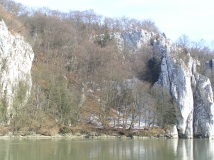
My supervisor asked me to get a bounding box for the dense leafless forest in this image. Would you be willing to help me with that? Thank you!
[0,0,213,135]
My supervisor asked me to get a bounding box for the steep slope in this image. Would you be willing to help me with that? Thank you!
[115,29,214,138]
[0,20,34,124]
[158,52,214,138]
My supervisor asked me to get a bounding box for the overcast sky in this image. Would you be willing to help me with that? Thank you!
[14,0,214,48]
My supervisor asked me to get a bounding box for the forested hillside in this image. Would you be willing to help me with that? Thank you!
[0,0,213,136]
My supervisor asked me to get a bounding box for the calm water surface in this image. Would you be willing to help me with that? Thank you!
[0,138,213,160]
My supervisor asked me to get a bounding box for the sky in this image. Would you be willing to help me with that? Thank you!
[14,0,214,48]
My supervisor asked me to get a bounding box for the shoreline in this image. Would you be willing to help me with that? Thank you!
[0,132,161,139]
[1,128,209,139]
[0,134,211,139]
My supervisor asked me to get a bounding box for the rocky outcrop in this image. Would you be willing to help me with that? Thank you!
[193,73,214,138]
[0,20,34,123]
[115,29,214,138]
[157,48,214,138]
[158,54,191,138]
[113,29,177,54]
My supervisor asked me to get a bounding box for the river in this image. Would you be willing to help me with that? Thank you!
[0,138,213,160]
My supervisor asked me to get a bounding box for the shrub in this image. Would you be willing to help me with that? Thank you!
[59,126,71,134]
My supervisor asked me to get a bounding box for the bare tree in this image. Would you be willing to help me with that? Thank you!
[140,19,159,33]
[176,34,190,48]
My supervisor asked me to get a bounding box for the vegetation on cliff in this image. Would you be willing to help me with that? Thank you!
[0,0,213,136]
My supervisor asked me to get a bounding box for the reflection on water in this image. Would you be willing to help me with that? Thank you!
[0,138,213,160]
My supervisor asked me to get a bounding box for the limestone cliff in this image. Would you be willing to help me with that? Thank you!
[158,52,214,138]
[0,20,34,123]
[112,29,177,53]
[115,29,214,138]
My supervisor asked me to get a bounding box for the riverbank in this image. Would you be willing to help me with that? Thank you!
[0,133,161,139]
[0,127,170,139]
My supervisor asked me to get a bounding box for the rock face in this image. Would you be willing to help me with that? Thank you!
[115,29,214,138]
[157,53,214,138]
[0,20,34,123]
[113,29,176,53]
[156,47,214,138]
[193,73,214,138]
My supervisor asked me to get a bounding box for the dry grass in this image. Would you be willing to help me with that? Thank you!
[35,115,60,136]
[0,126,9,136]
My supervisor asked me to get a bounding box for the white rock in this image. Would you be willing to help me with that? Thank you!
[193,74,214,138]
[158,50,214,138]
[0,20,34,123]
[115,29,214,138]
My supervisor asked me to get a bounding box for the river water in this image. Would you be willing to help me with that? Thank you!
[0,138,213,160]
